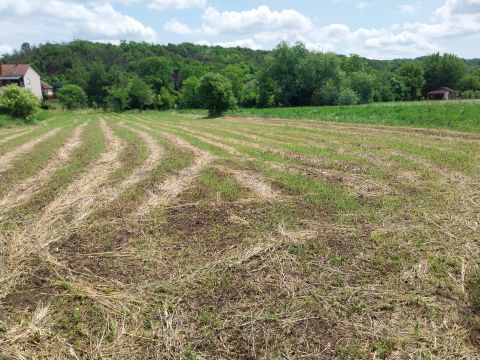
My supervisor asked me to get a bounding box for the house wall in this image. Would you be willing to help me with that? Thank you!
[23,67,42,99]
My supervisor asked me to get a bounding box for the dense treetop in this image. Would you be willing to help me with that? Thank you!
[2,40,479,111]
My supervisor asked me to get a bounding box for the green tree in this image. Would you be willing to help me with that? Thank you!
[349,72,374,103]
[296,52,345,105]
[128,77,153,110]
[0,84,40,120]
[459,74,480,91]
[105,87,129,112]
[396,62,425,100]
[337,88,359,105]
[137,56,173,92]
[179,76,202,108]
[86,62,107,107]
[157,88,176,110]
[222,64,247,104]
[197,73,236,117]
[57,84,87,110]
[423,53,467,92]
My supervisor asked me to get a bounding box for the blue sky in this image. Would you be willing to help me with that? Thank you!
[1,0,479,59]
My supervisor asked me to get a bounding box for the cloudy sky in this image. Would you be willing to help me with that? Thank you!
[0,0,479,59]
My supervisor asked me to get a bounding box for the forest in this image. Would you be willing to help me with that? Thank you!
[2,40,480,111]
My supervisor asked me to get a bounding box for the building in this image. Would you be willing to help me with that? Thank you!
[0,62,43,99]
[427,87,457,101]
[41,80,54,99]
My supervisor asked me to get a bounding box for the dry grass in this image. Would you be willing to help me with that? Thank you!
[0,111,479,359]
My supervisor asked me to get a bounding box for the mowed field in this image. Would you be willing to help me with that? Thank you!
[0,112,479,359]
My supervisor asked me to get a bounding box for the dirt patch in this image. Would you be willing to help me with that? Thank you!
[0,128,61,173]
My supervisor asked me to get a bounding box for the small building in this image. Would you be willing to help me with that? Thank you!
[41,80,54,99]
[427,87,457,101]
[0,62,43,99]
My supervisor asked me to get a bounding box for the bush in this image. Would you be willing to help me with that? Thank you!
[337,88,360,105]
[179,76,202,108]
[128,77,153,110]
[461,90,480,99]
[198,73,236,117]
[57,84,87,110]
[350,72,374,103]
[105,87,129,112]
[0,84,40,120]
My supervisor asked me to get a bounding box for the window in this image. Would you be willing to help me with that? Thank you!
[26,78,31,85]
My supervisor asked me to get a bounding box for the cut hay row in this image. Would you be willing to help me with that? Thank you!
[0,122,87,213]
[114,121,165,195]
[0,128,61,173]
[224,115,480,143]
[1,112,479,359]
[137,120,396,199]
[134,122,214,215]
[214,164,278,201]
[0,119,124,298]
[0,128,35,145]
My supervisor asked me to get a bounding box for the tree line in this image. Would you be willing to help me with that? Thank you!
[2,41,480,113]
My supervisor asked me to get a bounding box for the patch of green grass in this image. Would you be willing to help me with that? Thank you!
[180,100,480,132]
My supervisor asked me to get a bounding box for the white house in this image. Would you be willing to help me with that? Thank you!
[0,62,43,99]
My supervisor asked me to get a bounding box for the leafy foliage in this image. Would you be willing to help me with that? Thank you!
[0,84,40,120]
[197,73,236,117]
[128,77,153,110]
[2,40,479,113]
[57,84,87,110]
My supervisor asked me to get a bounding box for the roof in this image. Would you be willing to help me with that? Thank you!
[41,80,53,89]
[0,64,31,79]
[427,87,457,95]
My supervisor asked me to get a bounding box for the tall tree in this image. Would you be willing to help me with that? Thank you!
[396,62,425,100]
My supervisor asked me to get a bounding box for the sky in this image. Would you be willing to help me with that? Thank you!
[0,0,479,59]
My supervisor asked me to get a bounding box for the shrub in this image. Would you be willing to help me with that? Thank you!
[350,72,374,103]
[198,73,236,117]
[337,88,360,105]
[179,76,202,108]
[0,84,40,120]
[105,87,129,112]
[128,77,153,110]
[57,84,87,110]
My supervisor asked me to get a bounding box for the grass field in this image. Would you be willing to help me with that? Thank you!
[0,111,479,359]
[181,100,480,133]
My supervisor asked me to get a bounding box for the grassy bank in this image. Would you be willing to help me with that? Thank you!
[180,100,480,133]
[0,111,52,129]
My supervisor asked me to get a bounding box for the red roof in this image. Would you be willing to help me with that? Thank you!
[41,80,53,89]
[0,64,31,78]
[427,87,457,95]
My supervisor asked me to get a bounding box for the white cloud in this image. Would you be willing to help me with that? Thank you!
[164,19,195,35]
[195,39,263,50]
[403,0,480,39]
[398,4,421,14]
[148,0,206,10]
[200,6,313,36]
[0,0,156,48]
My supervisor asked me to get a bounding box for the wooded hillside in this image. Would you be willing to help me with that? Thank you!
[2,41,479,110]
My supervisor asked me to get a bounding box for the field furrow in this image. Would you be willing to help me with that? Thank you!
[0,119,124,297]
[0,122,87,212]
[135,128,214,215]
[1,111,479,359]
[0,128,61,173]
